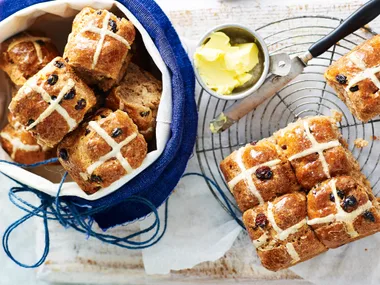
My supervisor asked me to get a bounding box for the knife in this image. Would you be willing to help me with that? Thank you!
[210,0,380,133]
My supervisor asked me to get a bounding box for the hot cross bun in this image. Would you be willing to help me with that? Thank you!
[9,57,97,148]
[220,138,300,212]
[0,32,59,86]
[0,123,55,164]
[57,109,147,194]
[274,116,361,190]
[106,63,162,141]
[243,192,327,271]
[325,35,380,122]
[307,176,380,248]
[63,7,136,91]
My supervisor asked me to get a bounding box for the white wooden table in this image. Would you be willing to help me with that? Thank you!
[1,0,379,284]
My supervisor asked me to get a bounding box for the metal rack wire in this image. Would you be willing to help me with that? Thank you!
[196,16,380,218]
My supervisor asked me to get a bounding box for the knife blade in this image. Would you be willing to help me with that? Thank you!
[209,0,380,133]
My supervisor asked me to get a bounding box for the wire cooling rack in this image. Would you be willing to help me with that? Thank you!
[196,16,380,218]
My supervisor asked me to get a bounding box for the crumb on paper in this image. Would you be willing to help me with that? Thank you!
[371,135,380,141]
[365,248,368,252]
[354,138,369,148]
[331,109,343,122]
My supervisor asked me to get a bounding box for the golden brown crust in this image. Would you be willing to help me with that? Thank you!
[243,193,327,271]
[63,7,136,91]
[0,32,59,86]
[9,57,97,148]
[106,63,162,141]
[274,116,359,189]
[325,35,380,122]
[220,138,300,212]
[57,109,147,194]
[0,124,54,164]
[307,176,380,249]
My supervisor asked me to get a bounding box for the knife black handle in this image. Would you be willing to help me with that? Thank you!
[309,0,380,58]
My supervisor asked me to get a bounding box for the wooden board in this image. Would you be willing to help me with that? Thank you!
[36,222,304,284]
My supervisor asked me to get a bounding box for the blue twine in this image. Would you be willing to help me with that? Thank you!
[1,158,169,268]
[2,202,50,268]
[1,160,243,268]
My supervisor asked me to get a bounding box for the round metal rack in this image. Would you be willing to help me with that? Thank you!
[196,16,380,219]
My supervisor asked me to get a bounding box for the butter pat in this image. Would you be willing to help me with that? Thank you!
[194,32,260,95]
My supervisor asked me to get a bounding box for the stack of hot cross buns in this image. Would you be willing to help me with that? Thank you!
[0,7,162,194]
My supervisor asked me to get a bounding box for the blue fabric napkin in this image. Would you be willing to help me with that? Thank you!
[0,0,198,229]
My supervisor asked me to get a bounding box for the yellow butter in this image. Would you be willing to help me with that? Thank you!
[194,32,260,95]
[225,43,259,74]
